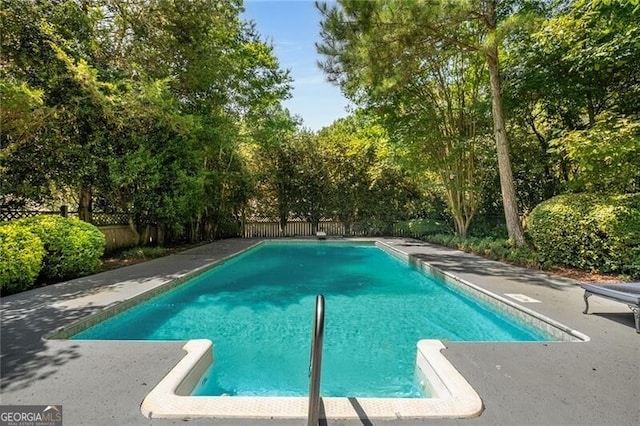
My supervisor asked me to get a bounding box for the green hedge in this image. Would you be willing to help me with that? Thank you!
[16,216,106,280]
[0,224,46,293]
[528,193,640,277]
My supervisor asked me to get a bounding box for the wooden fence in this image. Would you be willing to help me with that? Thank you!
[242,220,430,238]
[0,209,69,222]
[2,208,434,240]
[244,220,337,238]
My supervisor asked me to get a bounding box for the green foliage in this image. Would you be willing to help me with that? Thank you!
[552,114,640,193]
[505,0,640,125]
[423,234,540,268]
[424,234,539,267]
[16,216,106,280]
[247,111,424,234]
[121,246,166,260]
[394,219,451,237]
[3,0,639,253]
[287,131,332,229]
[1,0,291,242]
[467,219,509,239]
[528,193,640,277]
[0,223,45,293]
[317,0,529,243]
[503,0,640,208]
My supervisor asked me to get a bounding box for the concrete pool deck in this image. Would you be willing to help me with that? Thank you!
[1,238,638,425]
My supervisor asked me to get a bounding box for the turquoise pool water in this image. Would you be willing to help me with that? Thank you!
[73,241,553,398]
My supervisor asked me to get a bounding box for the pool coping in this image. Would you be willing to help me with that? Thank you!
[140,339,484,420]
[47,239,588,343]
[44,241,267,340]
[374,241,590,343]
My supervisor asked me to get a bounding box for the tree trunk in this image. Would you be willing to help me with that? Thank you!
[78,183,93,223]
[279,209,288,236]
[444,186,472,238]
[453,215,469,238]
[486,48,525,246]
[127,215,141,245]
[141,224,151,246]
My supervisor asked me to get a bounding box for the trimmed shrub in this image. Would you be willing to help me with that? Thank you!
[0,224,45,293]
[528,193,640,277]
[16,216,106,280]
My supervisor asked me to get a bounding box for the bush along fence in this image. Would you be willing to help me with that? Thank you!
[3,209,451,240]
[0,215,106,294]
[1,207,140,252]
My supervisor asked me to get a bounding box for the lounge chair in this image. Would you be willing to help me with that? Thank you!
[581,283,640,333]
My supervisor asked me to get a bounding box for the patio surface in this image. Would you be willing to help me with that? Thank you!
[1,238,638,425]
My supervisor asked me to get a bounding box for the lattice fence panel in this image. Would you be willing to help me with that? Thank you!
[0,210,127,225]
[0,210,58,222]
[90,212,129,226]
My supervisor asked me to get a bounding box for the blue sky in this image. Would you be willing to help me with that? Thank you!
[242,0,352,131]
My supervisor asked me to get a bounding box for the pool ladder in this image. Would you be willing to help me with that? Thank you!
[308,294,325,426]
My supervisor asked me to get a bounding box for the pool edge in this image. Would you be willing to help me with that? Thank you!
[43,240,267,341]
[375,240,590,343]
[140,339,484,420]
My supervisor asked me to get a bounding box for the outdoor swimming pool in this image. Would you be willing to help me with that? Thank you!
[72,241,557,399]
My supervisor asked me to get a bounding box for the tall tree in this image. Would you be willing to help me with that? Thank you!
[364,44,491,237]
[246,105,299,232]
[317,0,529,244]
[317,114,379,235]
[2,0,292,243]
[1,0,116,220]
[504,0,640,196]
[288,130,331,233]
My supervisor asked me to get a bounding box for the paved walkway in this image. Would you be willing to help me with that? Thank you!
[1,238,638,425]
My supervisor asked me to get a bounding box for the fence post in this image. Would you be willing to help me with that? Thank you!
[60,205,68,217]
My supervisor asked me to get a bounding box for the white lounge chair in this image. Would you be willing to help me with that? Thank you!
[581,283,640,333]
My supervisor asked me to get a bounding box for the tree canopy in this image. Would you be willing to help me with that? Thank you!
[315,0,639,238]
[1,0,638,246]
[1,0,292,241]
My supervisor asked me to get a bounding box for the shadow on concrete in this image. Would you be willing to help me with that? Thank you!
[318,397,327,426]
[0,239,259,394]
[348,397,374,426]
[401,243,576,292]
[591,312,637,331]
[0,278,147,393]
